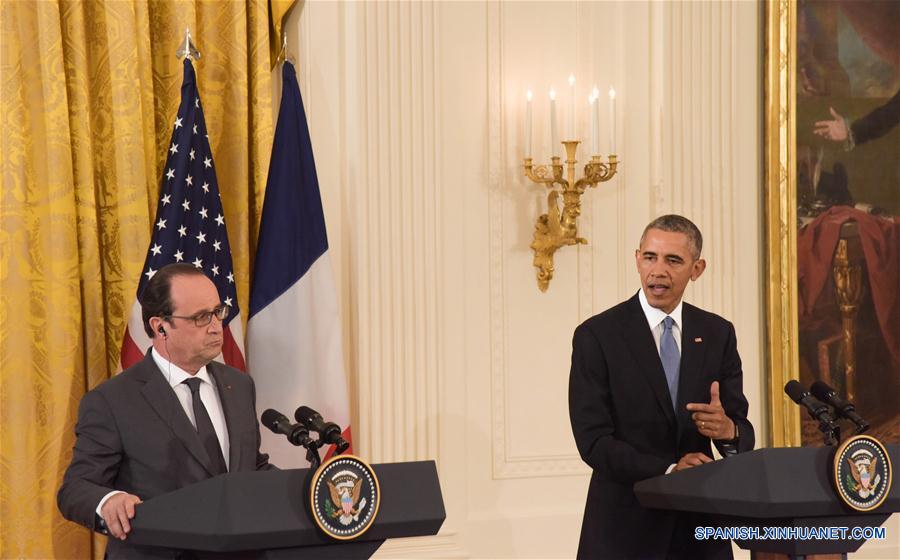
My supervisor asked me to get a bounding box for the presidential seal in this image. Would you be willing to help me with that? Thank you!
[309,454,380,540]
[833,435,892,512]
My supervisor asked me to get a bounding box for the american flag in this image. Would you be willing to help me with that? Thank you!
[120,59,245,370]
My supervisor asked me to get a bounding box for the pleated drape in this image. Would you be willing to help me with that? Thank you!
[1,1,291,556]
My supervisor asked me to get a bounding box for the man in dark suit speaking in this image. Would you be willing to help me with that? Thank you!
[58,263,273,557]
[569,215,754,559]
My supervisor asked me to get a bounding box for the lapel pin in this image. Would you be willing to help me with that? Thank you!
[694,337,702,343]
[226,384,232,390]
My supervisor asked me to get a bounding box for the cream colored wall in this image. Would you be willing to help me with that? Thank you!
[281,1,896,559]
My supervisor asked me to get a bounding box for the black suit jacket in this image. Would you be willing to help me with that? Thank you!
[58,352,273,558]
[852,87,900,146]
[569,293,754,559]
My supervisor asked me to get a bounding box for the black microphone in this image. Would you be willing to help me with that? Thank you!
[810,381,869,434]
[261,409,313,447]
[784,380,838,427]
[295,406,350,454]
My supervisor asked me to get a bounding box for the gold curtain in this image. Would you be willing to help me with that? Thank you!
[268,0,297,67]
[0,0,294,556]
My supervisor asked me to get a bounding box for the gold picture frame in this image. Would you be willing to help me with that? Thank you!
[764,0,802,448]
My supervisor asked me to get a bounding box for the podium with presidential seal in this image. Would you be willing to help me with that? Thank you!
[125,458,445,559]
[634,438,898,560]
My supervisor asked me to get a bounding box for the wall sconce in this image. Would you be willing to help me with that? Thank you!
[523,80,620,292]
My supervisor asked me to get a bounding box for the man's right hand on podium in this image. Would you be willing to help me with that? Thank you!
[101,492,142,540]
[673,452,713,472]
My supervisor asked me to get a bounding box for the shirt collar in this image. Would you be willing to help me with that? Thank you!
[151,347,213,389]
[638,288,683,331]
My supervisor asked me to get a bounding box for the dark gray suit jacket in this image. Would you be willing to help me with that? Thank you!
[852,87,900,146]
[58,351,273,558]
[569,293,755,559]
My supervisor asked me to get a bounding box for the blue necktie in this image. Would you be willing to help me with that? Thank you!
[660,316,680,409]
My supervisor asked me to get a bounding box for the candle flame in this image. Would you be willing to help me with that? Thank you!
[549,88,556,101]
[588,95,595,104]
[568,74,575,86]
[608,87,616,99]
[592,86,600,99]
[526,90,533,101]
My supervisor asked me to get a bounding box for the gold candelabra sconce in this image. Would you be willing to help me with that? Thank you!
[524,141,618,292]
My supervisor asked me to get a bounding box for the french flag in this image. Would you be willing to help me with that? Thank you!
[248,61,352,468]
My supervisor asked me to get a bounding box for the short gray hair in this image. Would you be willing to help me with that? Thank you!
[639,214,703,259]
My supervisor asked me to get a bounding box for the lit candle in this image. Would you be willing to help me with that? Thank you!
[591,87,600,155]
[568,74,576,140]
[525,90,533,158]
[608,87,617,153]
[549,88,558,157]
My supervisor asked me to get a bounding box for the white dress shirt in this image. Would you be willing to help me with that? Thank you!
[96,350,230,516]
[638,289,684,475]
[638,288,683,354]
[151,348,230,468]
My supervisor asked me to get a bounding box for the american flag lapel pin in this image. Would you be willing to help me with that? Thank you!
[694,337,702,343]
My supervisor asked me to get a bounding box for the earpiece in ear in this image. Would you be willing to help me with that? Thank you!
[158,325,166,336]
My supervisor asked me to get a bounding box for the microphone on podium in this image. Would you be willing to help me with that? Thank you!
[295,406,350,454]
[810,380,869,435]
[261,408,314,447]
[784,380,840,445]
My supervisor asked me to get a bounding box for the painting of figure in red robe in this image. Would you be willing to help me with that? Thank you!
[795,0,899,446]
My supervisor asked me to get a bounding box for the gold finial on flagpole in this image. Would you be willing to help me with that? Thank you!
[177,27,201,61]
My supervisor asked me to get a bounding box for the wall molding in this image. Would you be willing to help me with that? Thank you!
[290,0,767,556]
[487,2,591,480]
[349,1,442,465]
[486,0,751,480]
[660,0,739,319]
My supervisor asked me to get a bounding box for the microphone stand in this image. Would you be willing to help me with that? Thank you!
[817,417,840,447]
[305,440,323,471]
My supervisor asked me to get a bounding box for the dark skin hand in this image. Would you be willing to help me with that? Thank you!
[673,452,713,472]
[673,381,736,472]
[686,381,736,441]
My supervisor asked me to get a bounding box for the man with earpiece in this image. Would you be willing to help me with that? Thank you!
[58,263,275,559]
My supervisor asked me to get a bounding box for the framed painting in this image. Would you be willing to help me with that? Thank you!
[765,0,900,448]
